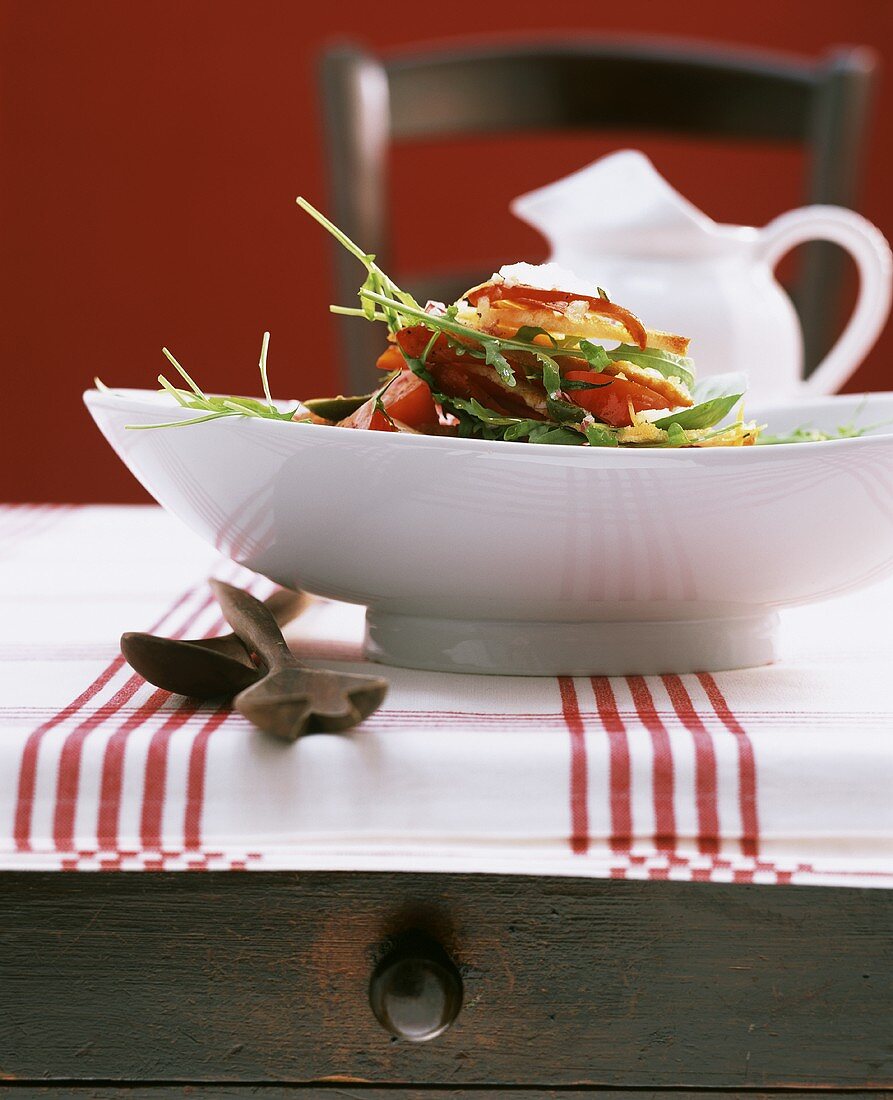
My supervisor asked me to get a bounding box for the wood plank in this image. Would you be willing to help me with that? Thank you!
[4,1091,892,1098]
[0,873,890,1087]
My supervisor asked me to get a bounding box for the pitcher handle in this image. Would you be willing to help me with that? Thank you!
[757,206,892,396]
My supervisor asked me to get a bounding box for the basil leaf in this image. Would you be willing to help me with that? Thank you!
[655,393,742,430]
[584,424,619,447]
[666,423,688,447]
[607,344,695,391]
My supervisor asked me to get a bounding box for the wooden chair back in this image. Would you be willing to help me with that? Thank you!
[321,39,877,393]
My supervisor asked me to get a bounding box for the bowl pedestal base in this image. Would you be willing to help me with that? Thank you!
[364,609,779,676]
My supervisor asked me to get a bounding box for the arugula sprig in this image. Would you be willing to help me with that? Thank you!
[757,420,891,445]
[118,333,300,430]
[296,196,421,336]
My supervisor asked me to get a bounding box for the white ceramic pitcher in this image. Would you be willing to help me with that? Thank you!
[511,150,892,403]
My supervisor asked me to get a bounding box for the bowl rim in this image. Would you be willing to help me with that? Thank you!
[84,387,893,462]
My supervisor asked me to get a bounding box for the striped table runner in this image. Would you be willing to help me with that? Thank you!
[1,504,891,885]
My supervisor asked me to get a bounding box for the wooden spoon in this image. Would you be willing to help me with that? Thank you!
[210,579,388,741]
[121,588,308,698]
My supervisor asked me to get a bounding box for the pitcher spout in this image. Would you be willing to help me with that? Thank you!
[511,149,750,259]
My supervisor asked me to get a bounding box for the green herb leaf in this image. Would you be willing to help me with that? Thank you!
[666,423,689,447]
[584,424,620,447]
[441,397,528,425]
[528,426,587,446]
[539,356,562,396]
[578,341,611,371]
[360,270,379,320]
[546,396,586,423]
[655,393,742,431]
[561,378,614,392]
[303,393,372,419]
[483,340,516,388]
[514,324,558,348]
[757,419,892,445]
[502,419,547,442]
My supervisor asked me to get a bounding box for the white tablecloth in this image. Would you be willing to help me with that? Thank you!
[1,504,891,886]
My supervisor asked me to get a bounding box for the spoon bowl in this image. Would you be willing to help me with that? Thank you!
[121,588,308,697]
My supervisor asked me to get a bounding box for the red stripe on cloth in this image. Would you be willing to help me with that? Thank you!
[557,677,589,855]
[183,705,232,850]
[590,677,632,852]
[137,701,204,850]
[697,673,759,858]
[53,676,162,851]
[662,674,720,856]
[91,597,220,851]
[13,586,199,852]
[627,676,676,853]
[14,655,127,851]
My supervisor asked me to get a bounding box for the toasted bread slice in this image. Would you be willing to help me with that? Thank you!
[460,264,691,355]
[474,300,691,356]
[603,359,692,408]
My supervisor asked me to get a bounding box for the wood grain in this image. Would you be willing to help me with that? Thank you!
[0,873,890,1088]
[5,1091,893,1098]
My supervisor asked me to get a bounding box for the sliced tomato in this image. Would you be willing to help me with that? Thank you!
[564,370,668,427]
[369,406,398,432]
[382,369,438,427]
[342,399,398,432]
[340,369,437,432]
[395,326,452,360]
[375,344,404,372]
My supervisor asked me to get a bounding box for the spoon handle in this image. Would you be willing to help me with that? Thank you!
[209,579,303,673]
[195,587,308,661]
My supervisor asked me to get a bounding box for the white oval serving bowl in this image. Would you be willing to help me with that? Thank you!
[85,388,893,675]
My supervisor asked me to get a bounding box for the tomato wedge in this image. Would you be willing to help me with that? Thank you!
[375,344,404,372]
[340,369,438,432]
[382,369,439,427]
[564,370,668,427]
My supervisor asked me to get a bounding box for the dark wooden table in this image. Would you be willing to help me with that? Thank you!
[1,871,891,1097]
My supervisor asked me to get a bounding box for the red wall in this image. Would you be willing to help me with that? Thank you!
[2,0,891,502]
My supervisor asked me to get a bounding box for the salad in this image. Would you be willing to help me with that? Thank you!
[301,200,754,448]
[102,199,876,448]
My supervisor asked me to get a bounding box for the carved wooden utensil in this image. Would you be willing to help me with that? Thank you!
[121,588,308,698]
[209,579,388,741]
